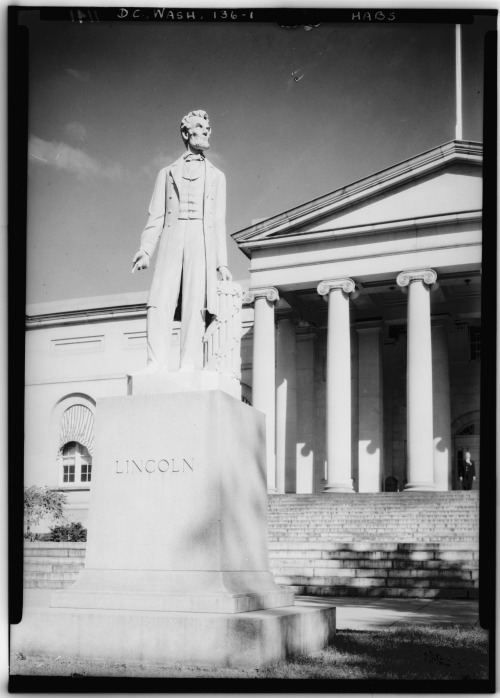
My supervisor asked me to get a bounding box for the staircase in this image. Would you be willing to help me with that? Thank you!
[24,493,479,598]
[23,542,85,589]
[268,492,479,599]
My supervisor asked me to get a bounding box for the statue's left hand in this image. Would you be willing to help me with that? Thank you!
[218,266,232,282]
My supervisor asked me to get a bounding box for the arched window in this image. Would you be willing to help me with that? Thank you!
[58,404,94,456]
[57,403,94,487]
[61,441,92,486]
[458,423,478,436]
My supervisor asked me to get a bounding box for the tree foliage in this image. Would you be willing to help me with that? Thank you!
[24,486,67,540]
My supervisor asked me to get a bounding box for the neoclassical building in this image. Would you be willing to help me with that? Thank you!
[25,140,482,523]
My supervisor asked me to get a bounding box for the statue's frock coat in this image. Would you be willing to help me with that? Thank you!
[139,154,228,316]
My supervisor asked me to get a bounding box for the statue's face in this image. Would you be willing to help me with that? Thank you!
[187,117,211,151]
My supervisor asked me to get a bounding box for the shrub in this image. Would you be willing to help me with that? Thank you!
[47,521,87,542]
[24,486,67,540]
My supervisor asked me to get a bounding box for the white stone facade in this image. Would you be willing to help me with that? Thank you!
[25,140,482,524]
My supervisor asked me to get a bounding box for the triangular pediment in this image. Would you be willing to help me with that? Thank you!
[233,140,482,252]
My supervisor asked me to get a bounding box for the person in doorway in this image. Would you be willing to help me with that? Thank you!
[131,110,231,373]
[458,451,476,490]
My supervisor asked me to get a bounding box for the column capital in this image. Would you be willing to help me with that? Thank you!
[396,269,437,288]
[243,286,280,304]
[317,278,355,297]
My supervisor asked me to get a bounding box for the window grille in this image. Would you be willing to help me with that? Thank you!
[61,441,92,486]
[469,325,481,361]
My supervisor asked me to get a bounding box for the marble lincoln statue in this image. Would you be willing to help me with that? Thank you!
[132,110,232,373]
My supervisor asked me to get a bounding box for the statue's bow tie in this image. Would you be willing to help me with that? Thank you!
[185,154,204,162]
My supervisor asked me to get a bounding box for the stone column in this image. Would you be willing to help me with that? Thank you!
[276,317,297,493]
[296,327,316,493]
[244,287,279,493]
[432,320,452,490]
[356,322,384,492]
[317,278,355,493]
[397,269,437,491]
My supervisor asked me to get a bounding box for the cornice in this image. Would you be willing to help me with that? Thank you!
[233,140,482,253]
[26,304,147,330]
[236,211,482,253]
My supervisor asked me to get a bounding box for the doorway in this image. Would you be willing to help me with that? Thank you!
[454,422,480,490]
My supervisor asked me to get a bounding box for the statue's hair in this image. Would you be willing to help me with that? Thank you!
[180,110,210,147]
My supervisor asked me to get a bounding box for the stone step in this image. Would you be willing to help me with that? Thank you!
[270,564,479,586]
[269,551,478,565]
[287,585,479,600]
[24,547,86,558]
[24,561,85,573]
[23,571,81,581]
[268,541,479,551]
[23,580,72,589]
[274,574,478,589]
[269,557,478,572]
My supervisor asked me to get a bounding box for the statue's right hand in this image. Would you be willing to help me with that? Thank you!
[131,249,149,274]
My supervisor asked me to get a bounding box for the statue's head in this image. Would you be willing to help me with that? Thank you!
[180,110,211,152]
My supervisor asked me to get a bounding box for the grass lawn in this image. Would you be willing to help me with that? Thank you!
[10,625,489,680]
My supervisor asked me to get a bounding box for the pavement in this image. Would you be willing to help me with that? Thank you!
[18,589,481,630]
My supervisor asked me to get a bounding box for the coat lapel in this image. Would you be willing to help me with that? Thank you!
[204,159,215,203]
[169,154,185,197]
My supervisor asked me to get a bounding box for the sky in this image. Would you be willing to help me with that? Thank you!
[20,8,495,306]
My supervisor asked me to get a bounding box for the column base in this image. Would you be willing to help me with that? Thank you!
[403,482,436,492]
[323,483,355,493]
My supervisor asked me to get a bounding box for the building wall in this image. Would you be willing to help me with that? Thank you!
[24,299,481,522]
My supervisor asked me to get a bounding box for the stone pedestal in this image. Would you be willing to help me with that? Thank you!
[13,388,335,668]
[52,390,291,613]
[11,601,336,669]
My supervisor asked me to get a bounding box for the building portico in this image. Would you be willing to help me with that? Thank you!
[234,140,482,494]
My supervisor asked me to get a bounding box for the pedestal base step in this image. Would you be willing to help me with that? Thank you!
[11,602,336,669]
[51,569,295,613]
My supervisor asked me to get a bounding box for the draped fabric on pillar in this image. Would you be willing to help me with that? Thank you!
[58,405,95,456]
[203,281,242,381]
